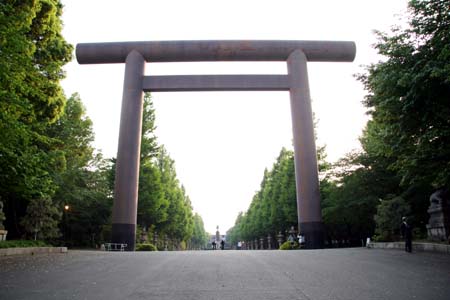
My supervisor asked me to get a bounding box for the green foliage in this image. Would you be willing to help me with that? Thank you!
[136,243,157,251]
[374,196,411,242]
[155,147,194,245]
[0,240,49,249]
[189,213,208,249]
[46,94,112,247]
[279,241,299,250]
[20,197,62,240]
[0,0,72,239]
[321,153,390,245]
[352,0,450,240]
[0,0,203,249]
[228,145,330,245]
[358,0,450,188]
[137,94,165,231]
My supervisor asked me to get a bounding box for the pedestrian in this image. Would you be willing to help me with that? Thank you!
[400,217,412,253]
[220,239,225,250]
[288,233,295,247]
[237,241,242,250]
[297,234,305,247]
[212,240,217,250]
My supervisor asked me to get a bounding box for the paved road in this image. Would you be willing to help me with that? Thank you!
[1,248,449,300]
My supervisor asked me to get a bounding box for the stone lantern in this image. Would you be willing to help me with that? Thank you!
[277,231,284,248]
[267,234,272,250]
[427,188,450,242]
[153,231,158,245]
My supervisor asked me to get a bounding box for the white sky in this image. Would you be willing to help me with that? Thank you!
[60,0,409,234]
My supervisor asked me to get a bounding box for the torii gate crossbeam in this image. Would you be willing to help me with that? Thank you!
[76,40,356,251]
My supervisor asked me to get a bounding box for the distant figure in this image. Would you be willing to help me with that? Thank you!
[297,234,305,246]
[220,240,225,250]
[288,233,295,247]
[400,217,413,253]
[212,241,217,250]
[237,241,242,250]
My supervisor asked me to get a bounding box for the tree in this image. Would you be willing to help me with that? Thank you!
[156,147,194,248]
[358,0,450,188]
[45,93,112,246]
[137,94,167,231]
[21,197,61,240]
[0,0,72,238]
[228,144,330,245]
[189,213,208,249]
[374,196,411,241]
[356,0,450,238]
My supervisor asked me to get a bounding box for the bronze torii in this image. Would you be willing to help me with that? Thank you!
[76,40,356,250]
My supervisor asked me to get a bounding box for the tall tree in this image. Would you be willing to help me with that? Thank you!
[137,94,167,231]
[0,0,72,238]
[189,213,208,249]
[47,93,112,247]
[358,0,450,188]
[356,0,450,238]
[229,145,330,245]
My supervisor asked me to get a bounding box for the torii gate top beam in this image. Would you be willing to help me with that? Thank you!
[76,40,356,64]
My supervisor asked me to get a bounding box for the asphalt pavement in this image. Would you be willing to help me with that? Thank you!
[1,248,449,300]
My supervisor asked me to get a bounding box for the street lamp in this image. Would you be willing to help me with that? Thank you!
[63,204,70,244]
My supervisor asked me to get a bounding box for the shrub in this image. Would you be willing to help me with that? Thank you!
[374,196,411,241]
[136,243,157,251]
[279,241,299,250]
[0,240,49,248]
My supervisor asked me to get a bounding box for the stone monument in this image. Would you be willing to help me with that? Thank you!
[215,225,220,243]
[426,188,450,242]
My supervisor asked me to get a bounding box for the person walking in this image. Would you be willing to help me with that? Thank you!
[400,217,413,253]
[220,239,225,250]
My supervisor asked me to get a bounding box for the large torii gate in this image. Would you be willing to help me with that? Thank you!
[76,40,356,251]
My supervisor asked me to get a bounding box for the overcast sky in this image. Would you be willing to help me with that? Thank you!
[60,0,409,234]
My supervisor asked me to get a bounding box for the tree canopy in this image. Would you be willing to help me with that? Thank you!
[0,0,72,239]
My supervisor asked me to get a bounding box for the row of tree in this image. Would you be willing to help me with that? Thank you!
[0,0,208,249]
[227,0,450,246]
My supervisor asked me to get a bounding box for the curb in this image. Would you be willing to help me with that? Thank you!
[368,242,450,254]
[0,247,68,257]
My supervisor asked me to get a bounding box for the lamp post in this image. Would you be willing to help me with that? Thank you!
[63,204,70,244]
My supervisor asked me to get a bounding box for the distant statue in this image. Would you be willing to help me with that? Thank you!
[430,188,449,208]
[215,225,220,244]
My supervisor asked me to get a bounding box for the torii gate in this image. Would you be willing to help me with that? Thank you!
[76,40,356,251]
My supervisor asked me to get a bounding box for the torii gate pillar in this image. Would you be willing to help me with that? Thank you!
[111,50,145,250]
[288,50,323,248]
[76,40,356,250]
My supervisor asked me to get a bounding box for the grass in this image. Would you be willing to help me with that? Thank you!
[0,240,49,249]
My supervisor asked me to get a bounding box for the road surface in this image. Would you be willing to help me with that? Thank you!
[1,248,449,299]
